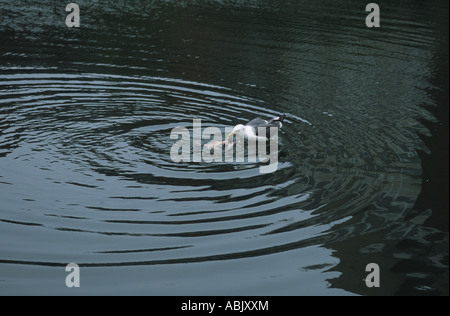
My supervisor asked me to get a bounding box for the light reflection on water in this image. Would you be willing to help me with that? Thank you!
[0,0,448,295]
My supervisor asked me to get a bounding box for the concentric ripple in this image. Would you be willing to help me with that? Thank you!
[1,0,447,296]
[0,71,424,269]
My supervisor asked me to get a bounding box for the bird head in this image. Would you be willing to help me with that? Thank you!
[227,124,245,139]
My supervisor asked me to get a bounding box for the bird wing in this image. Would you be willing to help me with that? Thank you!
[246,116,284,138]
[246,117,268,128]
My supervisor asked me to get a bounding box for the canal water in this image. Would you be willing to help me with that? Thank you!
[0,0,448,295]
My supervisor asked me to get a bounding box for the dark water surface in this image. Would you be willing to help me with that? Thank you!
[0,0,448,295]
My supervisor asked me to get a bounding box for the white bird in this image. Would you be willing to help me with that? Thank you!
[227,114,286,141]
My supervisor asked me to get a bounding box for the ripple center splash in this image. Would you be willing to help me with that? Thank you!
[170,119,279,173]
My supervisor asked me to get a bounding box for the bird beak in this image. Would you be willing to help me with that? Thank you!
[227,132,235,139]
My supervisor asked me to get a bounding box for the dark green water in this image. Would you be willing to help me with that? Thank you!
[0,0,448,295]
